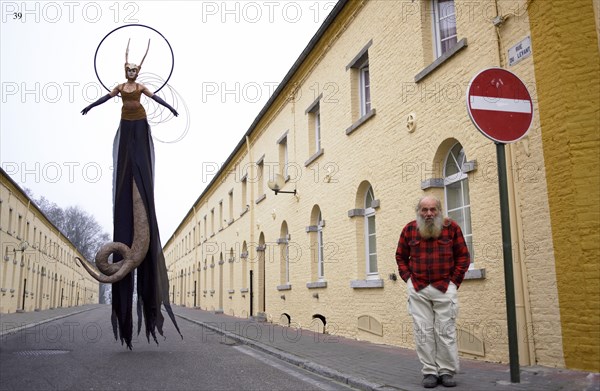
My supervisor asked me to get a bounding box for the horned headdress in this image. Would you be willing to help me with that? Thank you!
[124,38,150,80]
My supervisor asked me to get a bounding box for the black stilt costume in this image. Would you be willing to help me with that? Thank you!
[111,85,180,348]
[78,38,181,349]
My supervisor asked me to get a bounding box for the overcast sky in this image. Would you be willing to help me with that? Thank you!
[1,0,336,240]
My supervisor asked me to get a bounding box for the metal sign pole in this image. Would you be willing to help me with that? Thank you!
[496,142,521,383]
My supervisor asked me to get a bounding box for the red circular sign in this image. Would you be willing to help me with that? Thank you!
[466,68,533,143]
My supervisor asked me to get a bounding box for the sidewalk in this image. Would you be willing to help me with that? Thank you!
[0,304,99,337]
[1,304,598,391]
[172,306,599,391]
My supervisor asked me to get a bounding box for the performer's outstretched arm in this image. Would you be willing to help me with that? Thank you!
[141,85,178,117]
[151,94,179,117]
[81,87,119,115]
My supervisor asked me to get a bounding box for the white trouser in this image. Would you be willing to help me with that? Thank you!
[407,279,459,376]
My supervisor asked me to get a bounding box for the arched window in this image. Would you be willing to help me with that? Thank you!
[280,222,290,285]
[317,211,325,280]
[229,247,234,289]
[210,256,215,292]
[444,142,473,263]
[309,206,325,282]
[241,241,248,289]
[203,258,207,297]
[364,186,378,278]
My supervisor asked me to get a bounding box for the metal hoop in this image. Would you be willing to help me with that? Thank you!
[94,24,174,94]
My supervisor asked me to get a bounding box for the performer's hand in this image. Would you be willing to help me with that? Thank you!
[152,95,178,118]
[81,94,111,115]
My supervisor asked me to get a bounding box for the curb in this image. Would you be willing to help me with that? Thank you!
[0,306,99,338]
[175,312,394,391]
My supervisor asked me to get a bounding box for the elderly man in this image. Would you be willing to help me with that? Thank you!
[396,195,470,388]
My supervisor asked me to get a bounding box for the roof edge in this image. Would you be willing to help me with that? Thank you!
[165,0,351,247]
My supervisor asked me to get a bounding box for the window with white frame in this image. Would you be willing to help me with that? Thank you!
[219,201,223,229]
[257,157,265,199]
[280,222,290,285]
[306,95,322,158]
[203,259,208,291]
[444,142,474,264]
[359,58,371,117]
[210,256,215,291]
[277,132,289,179]
[228,190,234,222]
[364,186,378,278]
[346,40,374,127]
[308,206,326,283]
[241,176,248,212]
[229,248,234,289]
[317,211,324,280]
[8,208,13,235]
[17,214,22,238]
[432,0,457,58]
[313,107,321,153]
[241,241,248,287]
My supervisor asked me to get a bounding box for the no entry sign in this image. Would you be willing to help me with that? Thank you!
[467,68,533,143]
[466,67,535,382]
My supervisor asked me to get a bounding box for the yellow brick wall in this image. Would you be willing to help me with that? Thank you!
[164,0,598,369]
[528,0,600,372]
[0,171,98,313]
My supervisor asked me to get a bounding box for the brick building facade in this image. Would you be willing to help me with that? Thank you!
[164,0,599,371]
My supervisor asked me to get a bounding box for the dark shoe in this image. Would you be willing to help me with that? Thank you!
[422,374,439,388]
[439,374,456,387]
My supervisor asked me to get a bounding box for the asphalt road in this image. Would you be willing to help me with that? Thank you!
[0,306,355,391]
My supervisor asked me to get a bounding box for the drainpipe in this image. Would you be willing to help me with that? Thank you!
[245,135,255,312]
[193,205,199,308]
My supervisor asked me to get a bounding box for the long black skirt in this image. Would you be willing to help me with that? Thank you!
[111,118,180,349]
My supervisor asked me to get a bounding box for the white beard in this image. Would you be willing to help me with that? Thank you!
[416,213,443,239]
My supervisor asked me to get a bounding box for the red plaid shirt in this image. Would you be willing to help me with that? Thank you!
[396,219,470,293]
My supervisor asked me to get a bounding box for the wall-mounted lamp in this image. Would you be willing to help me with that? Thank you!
[268,174,296,196]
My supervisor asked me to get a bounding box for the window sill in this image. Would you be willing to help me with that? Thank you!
[255,194,266,204]
[350,279,384,289]
[414,38,468,83]
[304,148,324,167]
[306,281,327,289]
[345,108,376,135]
[464,268,486,280]
[277,284,292,291]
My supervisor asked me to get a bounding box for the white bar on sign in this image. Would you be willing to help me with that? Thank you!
[470,96,532,113]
